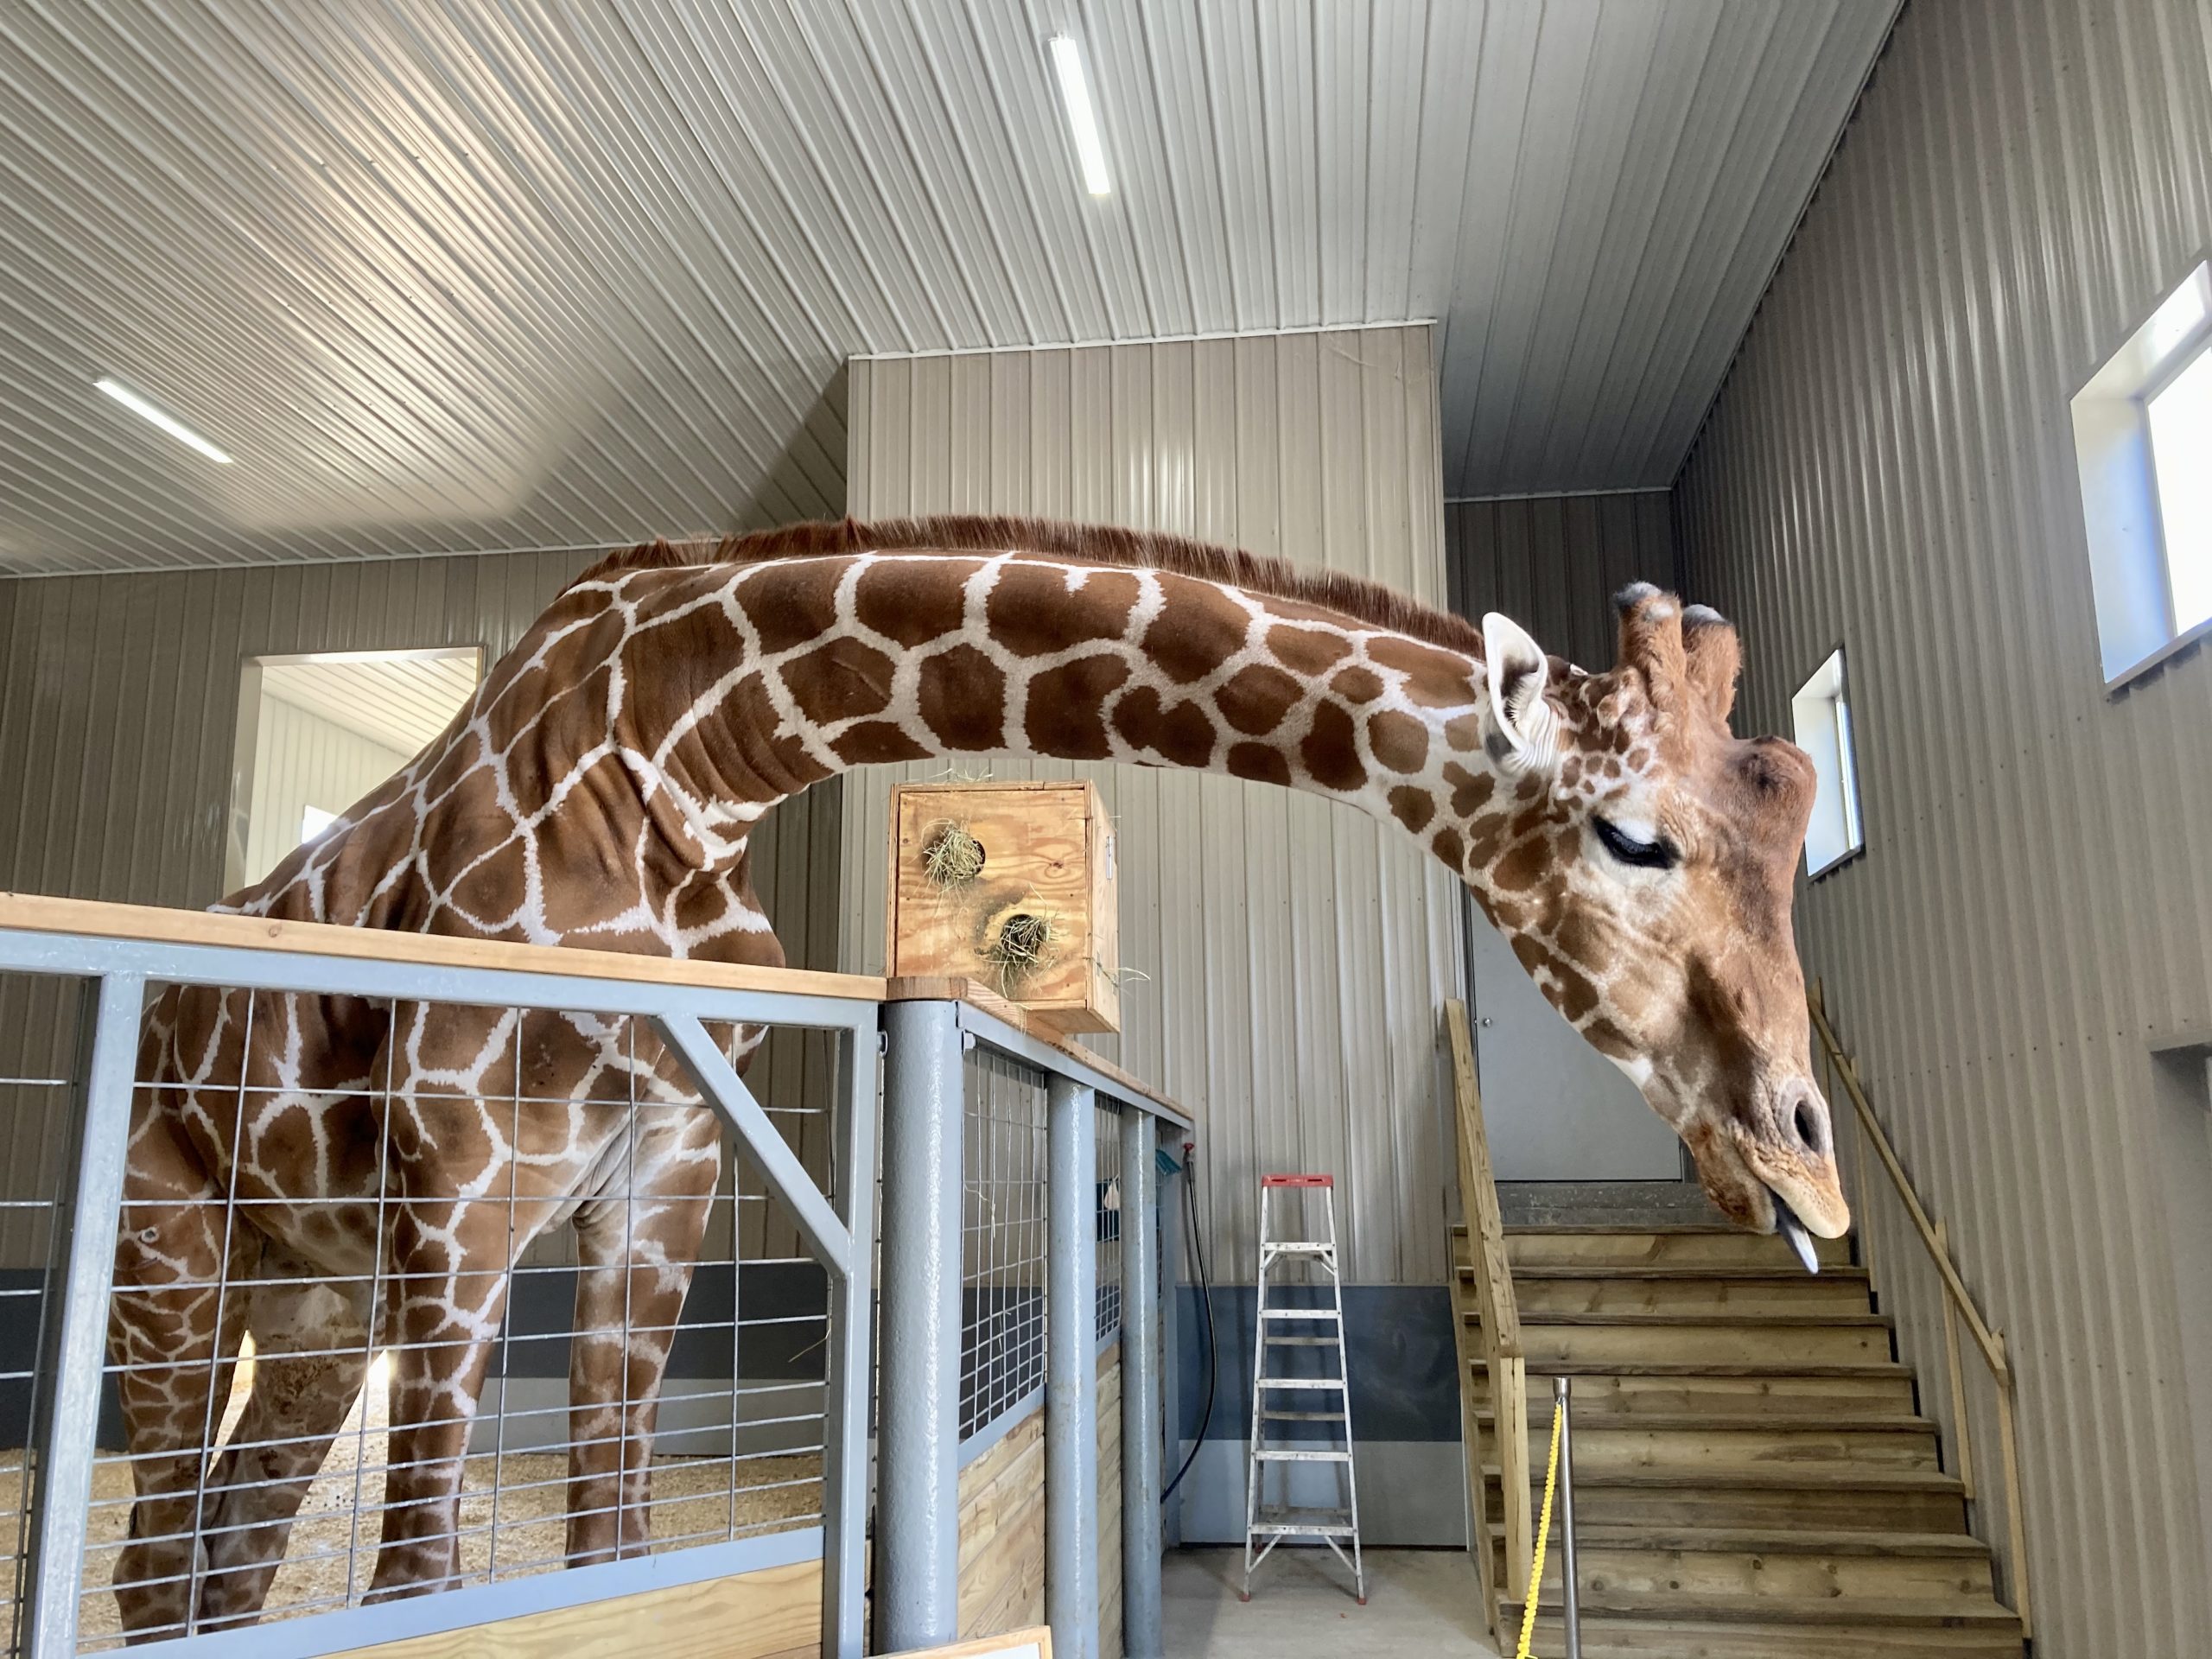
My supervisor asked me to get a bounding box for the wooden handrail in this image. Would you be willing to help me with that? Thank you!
[1443,999,1532,1625]
[1807,992,2008,1380]
[1807,982,2031,1641]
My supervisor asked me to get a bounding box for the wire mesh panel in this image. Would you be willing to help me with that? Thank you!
[0,974,83,1659]
[0,971,854,1656]
[958,1050,1048,1441]
[1093,1101,1122,1347]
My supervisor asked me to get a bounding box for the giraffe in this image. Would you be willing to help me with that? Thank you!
[109,513,1844,1637]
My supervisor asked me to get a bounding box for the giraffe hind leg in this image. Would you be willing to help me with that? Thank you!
[193,1255,373,1630]
[563,1105,719,1567]
[108,1139,251,1643]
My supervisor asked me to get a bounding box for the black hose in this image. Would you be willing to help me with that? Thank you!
[1162,1145,1216,1503]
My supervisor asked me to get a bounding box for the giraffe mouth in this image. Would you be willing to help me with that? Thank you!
[1768,1187,1821,1275]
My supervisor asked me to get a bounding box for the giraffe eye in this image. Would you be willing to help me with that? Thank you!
[1592,815,1678,871]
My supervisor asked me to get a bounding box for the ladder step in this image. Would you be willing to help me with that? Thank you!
[1260,1409,1346,1422]
[1255,1376,1346,1389]
[1261,1334,1338,1346]
[1252,1507,1357,1536]
[1260,1307,1340,1320]
[1263,1243,1337,1256]
[1252,1449,1353,1463]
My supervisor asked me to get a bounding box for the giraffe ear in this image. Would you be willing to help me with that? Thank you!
[1483,612,1558,774]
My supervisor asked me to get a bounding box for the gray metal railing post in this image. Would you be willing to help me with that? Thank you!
[1156,1135,1184,1551]
[1557,1374,1580,1659]
[821,1022,880,1659]
[1119,1109,1163,1656]
[24,972,144,1659]
[1046,1074,1099,1659]
[874,1000,965,1651]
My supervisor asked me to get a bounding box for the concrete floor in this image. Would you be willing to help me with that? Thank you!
[1162,1547,1498,1657]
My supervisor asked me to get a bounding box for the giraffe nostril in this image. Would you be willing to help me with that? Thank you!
[1790,1096,1826,1155]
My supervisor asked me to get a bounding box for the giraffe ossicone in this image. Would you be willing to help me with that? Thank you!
[111,514,1842,1632]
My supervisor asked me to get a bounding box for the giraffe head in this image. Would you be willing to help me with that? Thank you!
[1471,583,1844,1265]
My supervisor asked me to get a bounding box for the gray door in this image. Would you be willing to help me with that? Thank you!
[1465,902,1683,1180]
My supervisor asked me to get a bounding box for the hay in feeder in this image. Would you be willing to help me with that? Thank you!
[919,821,987,889]
[983,903,1065,995]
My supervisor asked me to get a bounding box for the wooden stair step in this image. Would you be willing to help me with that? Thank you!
[1478,1363,1918,1417]
[1516,1591,2021,1628]
[1476,1409,1935,1434]
[1511,1616,2023,1657]
[1503,1596,2025,1658]
[1481,1464,1970,1533]
[1474,1357,1913,1378]
[1488,1522,1997,1601]
[1491,1522,1995,1557]
[1497,1313,1894,1368]
[1474,1408,1942,1470]
[1486,1266,1875,1316]
[1486,1224,1853,1271]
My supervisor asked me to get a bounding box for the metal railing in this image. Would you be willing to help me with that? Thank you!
[876,989,1187,1659]
[1441,999,1531,1646]
[0,896,1192,1659]
[0,896,877,1659]
[1808,981,2032,1643]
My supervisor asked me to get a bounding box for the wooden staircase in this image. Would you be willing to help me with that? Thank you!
[1456,1220,2028,1656]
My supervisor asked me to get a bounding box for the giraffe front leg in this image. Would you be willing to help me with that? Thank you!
[365,1192,514,1601]
[563,1115,719,1567]
[194,1261,372,1630]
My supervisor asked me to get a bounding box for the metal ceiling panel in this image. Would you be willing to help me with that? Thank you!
[0,0,1895,575]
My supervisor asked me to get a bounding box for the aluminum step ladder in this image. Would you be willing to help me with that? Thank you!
[1241,1173,1365,1604]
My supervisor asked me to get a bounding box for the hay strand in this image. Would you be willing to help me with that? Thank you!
[983,902,1065,995]
[920,821,986,888]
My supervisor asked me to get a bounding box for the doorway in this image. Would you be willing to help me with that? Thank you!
[226,647,482,893]
[1462,894,1684,1182]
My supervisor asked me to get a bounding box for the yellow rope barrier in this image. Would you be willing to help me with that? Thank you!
[1513,1394,1566,1659]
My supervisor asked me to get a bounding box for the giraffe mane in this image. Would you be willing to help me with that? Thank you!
[569,514,1489,659]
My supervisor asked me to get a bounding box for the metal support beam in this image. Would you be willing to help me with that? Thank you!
[1120,1111,1164,1656]
[821,1026,879,1659]
[874,1000,965,1651]
[1046,1076,1099,1659]
[25,973,144,1659]
[656,1013,851,1275]
[1156,1138,1184,1550]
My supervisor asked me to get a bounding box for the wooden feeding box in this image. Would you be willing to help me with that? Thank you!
[887,780,1120,1037]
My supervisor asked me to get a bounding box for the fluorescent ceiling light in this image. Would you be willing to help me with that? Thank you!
[95,376,233,464]
[1050,36,1111,198]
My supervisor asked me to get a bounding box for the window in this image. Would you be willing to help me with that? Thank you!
[2147,340,2212,634]
[227,646,482,891]
[1791,647,1864,877]
[2071,260,2212,685]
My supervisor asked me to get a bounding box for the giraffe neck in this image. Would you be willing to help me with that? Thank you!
[239,546,1536,957]
[618,549,1518,882]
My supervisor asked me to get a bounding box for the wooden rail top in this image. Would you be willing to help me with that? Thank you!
[0,893,1192,1122]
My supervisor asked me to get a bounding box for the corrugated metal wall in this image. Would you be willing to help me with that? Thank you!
[1445,491,1680,667]
[242,696,411,887]
[843,325,1464,1285]
[0,551,846,1263]
[1673,2,2212,1649]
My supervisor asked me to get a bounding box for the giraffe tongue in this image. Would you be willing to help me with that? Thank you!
[1772,1193,1821,1275]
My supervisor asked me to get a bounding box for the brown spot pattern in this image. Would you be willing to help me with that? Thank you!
[1219,664,1305,735]
[1024,655,1131,759]
[1300,702,1367,792]
[1367,710,1428,773]
[987,565,1140,657]
[917,645,1006,750]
